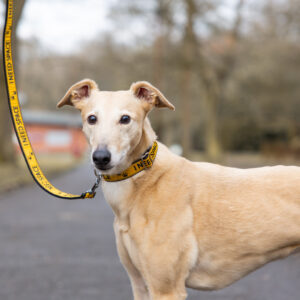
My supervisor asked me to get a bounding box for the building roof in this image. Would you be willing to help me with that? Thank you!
[22,109,82,128]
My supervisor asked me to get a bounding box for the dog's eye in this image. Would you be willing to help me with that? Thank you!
[120,115,131,125]
[87,115,97,125]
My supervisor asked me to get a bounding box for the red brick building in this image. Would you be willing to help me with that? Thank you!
[13,110,88,157]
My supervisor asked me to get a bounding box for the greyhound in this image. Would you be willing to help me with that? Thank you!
[57,79,300,300]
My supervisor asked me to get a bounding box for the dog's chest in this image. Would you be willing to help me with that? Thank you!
[102,181,136,233]
[102,181,132,209]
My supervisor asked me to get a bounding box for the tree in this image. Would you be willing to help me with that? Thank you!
[150,0,174,145]
[193,0,245,162]
[15,0,300,158]
[0,0,26,163]
[180,0,198,157]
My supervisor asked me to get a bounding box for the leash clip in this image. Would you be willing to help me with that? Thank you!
[82,169,102,198]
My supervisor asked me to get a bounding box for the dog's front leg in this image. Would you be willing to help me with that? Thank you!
[141,249,189,300]
[114,220,150,300]
[149,291,187,300]
[129,275,150,300]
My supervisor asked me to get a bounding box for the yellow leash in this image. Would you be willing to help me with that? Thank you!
[2,0,98,199]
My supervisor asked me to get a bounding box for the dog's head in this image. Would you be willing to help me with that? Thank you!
[57,79,175,174]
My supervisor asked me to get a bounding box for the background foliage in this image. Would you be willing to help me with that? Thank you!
[1,0,300,163]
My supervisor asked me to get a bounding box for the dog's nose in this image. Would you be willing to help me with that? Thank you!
[93,148,111,167]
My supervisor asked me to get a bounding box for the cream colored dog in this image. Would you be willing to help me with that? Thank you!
[58,79,300,300]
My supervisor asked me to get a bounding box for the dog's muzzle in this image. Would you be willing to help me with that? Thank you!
[93,148,112,170]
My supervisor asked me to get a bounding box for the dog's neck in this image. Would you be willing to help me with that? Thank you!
[101,117,158,229]
[128,117,157,165]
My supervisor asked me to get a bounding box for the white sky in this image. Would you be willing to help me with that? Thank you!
[1,0,113,54]
[0,0,243,55]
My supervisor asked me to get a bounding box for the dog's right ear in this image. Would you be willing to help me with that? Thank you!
[57,79,98,109]
[130,81,175,111]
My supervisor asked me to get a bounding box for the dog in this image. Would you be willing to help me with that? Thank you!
[57,79,300,300]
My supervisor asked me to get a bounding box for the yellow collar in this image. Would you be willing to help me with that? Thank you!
[102,141,158,182]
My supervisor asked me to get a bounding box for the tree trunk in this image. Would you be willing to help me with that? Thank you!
[0,0,26,163]
[180,0,197,157]
[151,35,166,142]
[181,68,192,157]
[203,92,222,162]
[151,0,173,145]
[200,0,244,162]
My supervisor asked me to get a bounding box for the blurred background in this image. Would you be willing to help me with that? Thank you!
[1,0,300,180]
[0,1,299,299]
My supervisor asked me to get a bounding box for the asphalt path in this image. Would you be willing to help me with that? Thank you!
[0,164,299,300]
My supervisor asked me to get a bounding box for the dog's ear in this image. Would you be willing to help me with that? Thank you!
[130,81,175,111]
[57,79,98,109]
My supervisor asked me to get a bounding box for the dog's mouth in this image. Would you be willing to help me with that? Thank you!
[94,164,113,171]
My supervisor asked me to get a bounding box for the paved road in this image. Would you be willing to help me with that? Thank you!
[0,164,299,300]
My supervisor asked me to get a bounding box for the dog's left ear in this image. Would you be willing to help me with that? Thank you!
[57,79,98,109]
[130,81,175,111]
